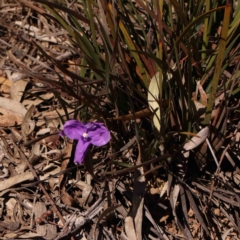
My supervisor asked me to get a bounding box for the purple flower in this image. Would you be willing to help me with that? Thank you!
[60,120,110,164]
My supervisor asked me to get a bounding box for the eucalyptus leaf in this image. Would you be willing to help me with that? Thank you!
[148,72,162,132]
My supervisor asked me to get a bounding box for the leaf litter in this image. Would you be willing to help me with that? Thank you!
[0,0,240,240]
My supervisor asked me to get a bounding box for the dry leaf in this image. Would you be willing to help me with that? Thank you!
[125,216,137,240]
[21,104,35,141]
[10,80,28,102]
[148,72,162,132]
[196,81,208,106]
[59,142,76,206]
[0,97,27,126]
[0,167,60,191]
[183,127,209,151]
[34,202,57,239]
[0,77,12,95]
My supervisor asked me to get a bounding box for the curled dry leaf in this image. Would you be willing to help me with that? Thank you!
[183,127,209,158]
[196,81,208,106]
[183,126,209,151]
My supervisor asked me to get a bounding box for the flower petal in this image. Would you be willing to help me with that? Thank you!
[74,140,91,164]
[85,122,101,131]
[87,122,110,146]
[61,120,86,140]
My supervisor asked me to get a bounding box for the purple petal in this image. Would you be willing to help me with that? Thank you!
[85,122,102,131]
[74,140,91,164]
[87,122,110,146]
[61,120,86,140]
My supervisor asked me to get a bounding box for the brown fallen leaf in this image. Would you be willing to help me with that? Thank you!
[10,79,28,102]
[34,202,57,240]
[196,81,208,106]
[0,77,12,96]
[0,97,27,126]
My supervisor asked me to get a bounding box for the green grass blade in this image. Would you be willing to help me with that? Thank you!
[169,5,226,62]
[203,4,231,125]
